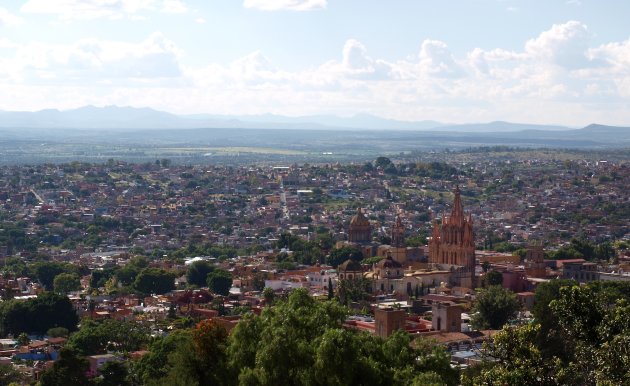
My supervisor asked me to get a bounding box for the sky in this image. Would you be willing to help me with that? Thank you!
[0,0,630,126]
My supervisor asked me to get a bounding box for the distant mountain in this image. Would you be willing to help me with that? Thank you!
[0,106,187,130]
[579,123,630,135]
[434,121,573,132]
[0,106,621,135]
[186,112,443,131]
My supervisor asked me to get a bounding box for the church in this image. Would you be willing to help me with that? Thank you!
[428,186,476,288]
[336,186,477,297]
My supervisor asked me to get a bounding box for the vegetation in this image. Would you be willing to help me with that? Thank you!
[133,268,176,295]
[37,288,459,385]
[207,269,233,296]
[466,280,630,385]
[470,285,520,330]
[0,292,78,336]
[67,319,150,356]
[186,260,215,287]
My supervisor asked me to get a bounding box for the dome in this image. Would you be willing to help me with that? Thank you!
[338,259,363,272]
[375,256,402,269]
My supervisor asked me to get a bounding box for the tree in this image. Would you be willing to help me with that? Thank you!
[229,288,347,385]
[532,279,577,359]
[327,246,363,267]
[375,156,392,168]
[251,272,268,291]
[35,262,74,290]
[262,287,275,305]
[484,270,503,287]
[227,289,458,386]
[128,330,191,384]
[53,272,81,294]
[405,235,427,247]
[16,332,30,346]
[471,286,520,330]
[47,327,70,338]
[160,320,230,386]
[133,268,175,295]
[0,363,24,385]
[463,324,559,385]
[40,347,90,386]
[465,282,630,386]
[337,276,370,305]
[207,269,232,296]
[186,260,214,287]
[94,361,130,386]
[67,319,150,356]
[0,292,78,336]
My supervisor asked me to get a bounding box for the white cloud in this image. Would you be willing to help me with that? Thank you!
[243,0,327,11]
[418,39,465,78]
[0,7,23,26]
[525,20,593,69]
[1,21,630,126]
[162,0,188,14]
[3,32,182,84]
[21,0,187,20]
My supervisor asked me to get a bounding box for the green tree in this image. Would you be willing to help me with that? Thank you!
[463,324,559,385]
[186,261,215,287]
[262,287,275,305]
[337,276,370,305]
[160,319,230,386]
[532,279,577,359]
[67,319,150,356]
[35,262,75,290]
[47,327,70,338]
[207,269,232,296]
[93,361,130,386]
[129,329,191,384]
[16,332,30,346]
[0,292,78,336]
[134,268,175,295]
[227,291,458,386]
[375,156,392,168]
[0,363,24,385]
[53,272,81,294]
[327,246,363,267]
[471,286,520,330]
[484,270,503,287]
[228,288,347,385]
[39,347,90,386]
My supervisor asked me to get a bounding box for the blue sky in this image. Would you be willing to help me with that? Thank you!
[0,0,629,126]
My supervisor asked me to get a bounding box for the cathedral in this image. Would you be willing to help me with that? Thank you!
[336,187,477,296]
[428,187,476,288]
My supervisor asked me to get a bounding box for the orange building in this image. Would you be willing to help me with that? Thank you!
[429,187,476,288]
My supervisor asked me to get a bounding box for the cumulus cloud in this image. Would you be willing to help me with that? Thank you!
[5,32,182,84]
[243,0,327,11]
[21,0,188,20]
[525,21,593,69]
[0,7,23,26]
[1,21,630,125]
[418,39,465,78]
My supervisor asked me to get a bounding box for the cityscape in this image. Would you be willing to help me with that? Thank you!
[0,1,629,385]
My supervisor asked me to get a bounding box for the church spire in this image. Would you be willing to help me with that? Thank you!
[451,186,464,225]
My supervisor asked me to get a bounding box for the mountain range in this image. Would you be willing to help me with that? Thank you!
[0,105,578,132]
